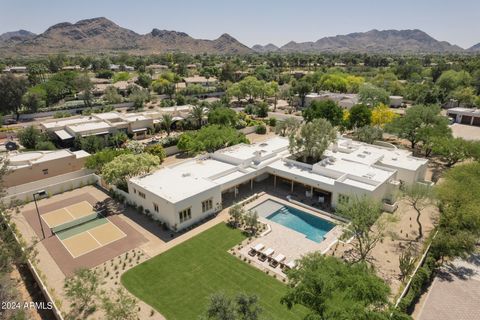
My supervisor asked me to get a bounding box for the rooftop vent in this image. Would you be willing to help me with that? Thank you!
[357,154,366,158]
[259,143,268,147]
[363,151,371,155]
[182,172,191,177]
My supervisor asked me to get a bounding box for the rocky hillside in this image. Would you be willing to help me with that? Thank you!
[0,17,252,56]
[0,30,36,45]
[252,43,280,53]
[468,43,480,52]
[258,29,464,53]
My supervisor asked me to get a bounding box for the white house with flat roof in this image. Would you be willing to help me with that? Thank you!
[127,136,428,231]
[447,107,480,126]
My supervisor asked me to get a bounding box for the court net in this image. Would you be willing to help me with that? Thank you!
[51,210,105,234]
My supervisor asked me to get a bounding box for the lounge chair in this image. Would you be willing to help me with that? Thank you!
[248,243,265,257]
[258,248,274,262]
[269,254,286,268]
[284,260,297,270]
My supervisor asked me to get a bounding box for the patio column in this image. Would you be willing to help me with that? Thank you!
[310,186,313,197]
[291,180,294,192]
[273,175,277,189]
[250,179,253,190]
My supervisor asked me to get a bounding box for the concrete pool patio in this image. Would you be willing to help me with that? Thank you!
[236,194,344,279]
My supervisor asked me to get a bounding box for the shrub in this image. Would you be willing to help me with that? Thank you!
[255,124,267,134]
[268,117,277,127]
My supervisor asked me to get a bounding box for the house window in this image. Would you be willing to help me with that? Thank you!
[133,189,137,194]
[153,203,159,212]
[178,208,192,223]
[138,191,146,199]
[201,198,213,213]
[338,194,350,204]
[42,169,49,175]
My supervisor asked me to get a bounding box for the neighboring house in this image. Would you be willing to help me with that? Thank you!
[127,136,428,231]
[389,95,404,108]
[2,66,27,73]
[183,75,218,87]
[305,92,359,109]
[3,149,89,188]
[147,64,169,73]
[93,80,138,95]
[62,65,82,71]
[40,111,157,141]
[447,107,480,126]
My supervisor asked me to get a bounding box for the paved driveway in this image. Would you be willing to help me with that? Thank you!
[418,255,480,320]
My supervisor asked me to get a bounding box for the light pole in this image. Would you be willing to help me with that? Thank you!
[33,190,47,240]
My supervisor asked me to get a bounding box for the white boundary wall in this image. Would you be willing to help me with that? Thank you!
[2,169,99,207]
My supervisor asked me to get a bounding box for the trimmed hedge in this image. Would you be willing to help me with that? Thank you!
[397,254,437,313]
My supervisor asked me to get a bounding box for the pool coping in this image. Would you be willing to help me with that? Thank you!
[244,195,345,249]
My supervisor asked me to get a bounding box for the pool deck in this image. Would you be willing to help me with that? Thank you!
[237,194,344,279]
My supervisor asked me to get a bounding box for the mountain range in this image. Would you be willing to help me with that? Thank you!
[0,17,479,56]
[0,17,251,56]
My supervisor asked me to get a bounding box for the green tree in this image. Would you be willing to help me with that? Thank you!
[431,137,472,167]
[228,204,245,228]
[75,74,94,108]
[23,91,43,113]
[274,117,300,137]
[109,131,128,148]
[27,63,47,85]
[75,136,106,154]
[302,99,343,126]
[190,104,206,129]
[292,79,312,109]
[348,104,372,129]
[161,113,174,136]
[436,70,472,96]
[203,293,262,320]
[101,153,161,190]
[104,86,122,104]
[386,104,450,151]
[355,125,383,144]
[101,288,138,320]
[85,148,130,172]
[17,126,48,149]
[129,87,149,110]
[136,73,152,89]
[289,118,337,163]
[64,268,101,316]
[204,293,236,320]
[208,107,238,127]
[0,74,28,119]
[432,162,480,261]
[336,196,385,262]
[281,254,391,320]
[243,211,259,236]
[358,83,390,106]
[145,144,166,163]
[178,125,248,154]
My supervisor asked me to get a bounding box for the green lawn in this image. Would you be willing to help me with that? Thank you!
[121,223,307,320]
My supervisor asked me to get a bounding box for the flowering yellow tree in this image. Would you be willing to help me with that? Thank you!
[371,104,397,127]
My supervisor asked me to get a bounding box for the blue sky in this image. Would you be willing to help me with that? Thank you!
[1,0,479,48]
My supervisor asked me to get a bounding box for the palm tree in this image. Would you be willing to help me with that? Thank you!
[189,105,205,129]
[161,114,173,136]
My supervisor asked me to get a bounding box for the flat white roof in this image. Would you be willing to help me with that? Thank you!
[130,136,426,203]
[54,129,74,140]
[447,107,480,116]
[131,159,237,203]
[7,149,89,168]
[43,117,91,129]
[214,137,289,161]
[66,121,112,134]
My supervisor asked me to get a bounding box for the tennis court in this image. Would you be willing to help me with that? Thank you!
[58,219,127,258]
[41,201,94,228]
[42,200,127,258]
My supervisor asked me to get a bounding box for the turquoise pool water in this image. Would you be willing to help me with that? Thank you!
[265,205,335,243]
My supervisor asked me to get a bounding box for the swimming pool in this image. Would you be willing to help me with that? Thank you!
[255,201,335,243]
